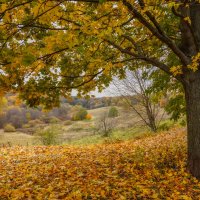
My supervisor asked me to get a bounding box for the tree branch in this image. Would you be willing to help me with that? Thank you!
[105,39,171,74]
[122,0,190,66]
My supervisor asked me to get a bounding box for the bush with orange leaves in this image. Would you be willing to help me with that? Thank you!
[85,113,92,120]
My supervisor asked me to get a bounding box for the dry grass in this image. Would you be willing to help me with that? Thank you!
[0,130,37,146]
[0,106,158,146]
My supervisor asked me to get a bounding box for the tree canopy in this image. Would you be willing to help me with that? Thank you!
[0,0,191,107]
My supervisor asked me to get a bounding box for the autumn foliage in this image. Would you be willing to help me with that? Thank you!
[1,128,200,199]
[86,113,92,120]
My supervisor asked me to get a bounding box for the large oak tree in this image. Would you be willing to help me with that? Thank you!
[1,0,200,178]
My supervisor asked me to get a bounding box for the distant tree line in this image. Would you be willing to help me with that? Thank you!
[0,95,71,128]
[62,96,121,109]
[0,94,138,129]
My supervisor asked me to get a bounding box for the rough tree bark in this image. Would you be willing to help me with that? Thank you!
[184,71,200,178]
[180,2,200,178]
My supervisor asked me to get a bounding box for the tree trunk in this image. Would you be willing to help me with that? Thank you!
[184,71,200,179]
[179,2,200,179]
[146,108,157,132]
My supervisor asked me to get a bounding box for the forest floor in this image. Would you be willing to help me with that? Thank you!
[1,127,200,199]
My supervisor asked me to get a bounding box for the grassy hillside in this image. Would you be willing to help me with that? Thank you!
[0,130,37,146]
[1,128,200,199]
[0,106,149,146]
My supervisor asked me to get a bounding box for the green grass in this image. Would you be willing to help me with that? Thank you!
[112,126,150,140]
[0,126,148,146]
[65,126,149,146]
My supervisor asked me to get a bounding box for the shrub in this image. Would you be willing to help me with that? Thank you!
[69,126,83,132]
[4,124,16,132]
[28,119,43,127]
[72,107,88,121]
[108,107,118,118]
[64,120,73,126]
[158,120,174,131]
[96,112,114,137]
[41,115,52,123]
[36,126,61,145]
[86,113,92,120]
[26,112,31,121]
[3,107,26,128]
[158,123,170,131]
[43,104,70,120]
[179,118,186,127]
[49,116,61,124]
[22,124,31,128]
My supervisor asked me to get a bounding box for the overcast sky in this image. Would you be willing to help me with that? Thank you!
[72,84,116,98]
